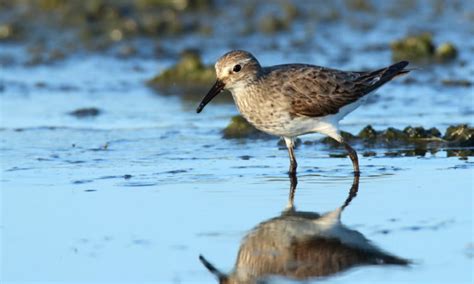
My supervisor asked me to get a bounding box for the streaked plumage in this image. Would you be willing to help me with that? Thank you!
[199,175,409,283]
[197,50,410,174]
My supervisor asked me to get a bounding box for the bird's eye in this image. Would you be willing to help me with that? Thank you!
[233,64,241,72]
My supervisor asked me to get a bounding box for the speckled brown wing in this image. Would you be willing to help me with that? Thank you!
[273,62,409,118]
[288,236,409,278]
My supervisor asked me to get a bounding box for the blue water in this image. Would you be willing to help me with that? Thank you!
[1,1,474,282]
[1,54,472,283]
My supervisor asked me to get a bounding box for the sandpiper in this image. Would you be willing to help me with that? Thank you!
[199,174,409,282]
[197,50,410,175]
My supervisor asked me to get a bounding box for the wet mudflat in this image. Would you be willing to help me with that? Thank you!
[1,53,472,283]
[1,1,474,283]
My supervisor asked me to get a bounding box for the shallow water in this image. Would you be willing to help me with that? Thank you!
[1,2,474,282]
[1,52,472,283]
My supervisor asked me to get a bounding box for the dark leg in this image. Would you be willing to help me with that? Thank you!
[286,171,298,212]
[342,142,360,175]
[284,137,297,175]
[342,173,360,209]
[283,137,298,211]
[288,146,297,175]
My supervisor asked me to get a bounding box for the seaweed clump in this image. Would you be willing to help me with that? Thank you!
[320,124,473,153]
[222,120,474,148]
[403,126,441,139]
[148,50,215,94]
[0,0,216,61]
[435,42,458,62]
[443,124,474,147]
[0,23,21,41]
[323,124,473,158]
[320,131,356,146]
[221,118,474,157]
[222,115,272,140]
[257,2,299,34]
[69,107,101,118]
[258,14,289,34]
[390,33,458,63]
[322,125,445,147]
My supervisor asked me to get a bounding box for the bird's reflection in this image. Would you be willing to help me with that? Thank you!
[200,174,409,283]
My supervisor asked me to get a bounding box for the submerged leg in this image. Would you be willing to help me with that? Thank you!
[323,128,360,175]
[287,171,298,210]
[342,173,360,209]
[283,137,297,175]
[343,142,360,175]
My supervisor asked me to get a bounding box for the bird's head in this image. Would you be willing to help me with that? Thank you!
[196,50,261,113]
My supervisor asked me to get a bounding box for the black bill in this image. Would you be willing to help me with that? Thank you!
[198,255,226,280]
[196,80,225,113]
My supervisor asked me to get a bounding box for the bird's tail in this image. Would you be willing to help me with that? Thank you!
[358,61,410,94]
[375,252,412,266]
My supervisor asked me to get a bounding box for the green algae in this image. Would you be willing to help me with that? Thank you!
[257,1,299,34]
[281,1,299,22]
[322,124,472,149]
[441,79,472,87]
[0,0,216,59]
[403,126,441,139]
[362,151,377,157]
[329,152,348,158]
[435,42,458,61]
[148,50,215,94]
[69,107,101,118]
[444,124,474,147]
[258,14,290,34]
[222,116,473,155]
[222,116,272,140]
[320,131,356,146]
[447,149,474,159]
[358,125,377,141]
[345,0,375,12]
[391,33,458,63]
[390,33,435,62]
[0,23,21,41]
[380,127,407,143]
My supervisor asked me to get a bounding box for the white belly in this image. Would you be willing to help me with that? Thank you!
[268,98,365,139]
[233,87,368,140]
